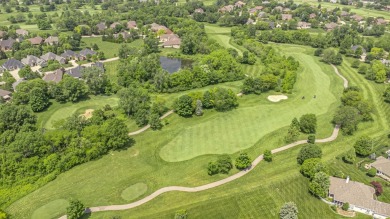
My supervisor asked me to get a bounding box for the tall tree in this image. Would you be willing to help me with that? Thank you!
[29,87,49,112]
[309,171,330,198]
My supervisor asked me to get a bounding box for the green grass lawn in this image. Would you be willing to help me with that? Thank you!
[6,44,348,219]
[81,37,143,58]
[37,95,119,130]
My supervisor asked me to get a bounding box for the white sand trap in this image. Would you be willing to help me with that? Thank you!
[80,109,95,119]
[267,95,288,102]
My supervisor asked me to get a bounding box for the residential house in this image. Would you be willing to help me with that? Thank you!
[66,66,84,78]
[351,14,364,22]
[376,18,388,25]
[61,50,80,60]
[329,176,390,219]
[114,32,131,40]
[41,52,66,64]
[340,11,349,17]
[44,36,59,45]
[79,48,97,60]
[309,13,316,19]
[2,58,24,71]
[21,55,47,67]
[297,22,311,29]
[12,78,26,91]
[150,23,173,34]
[281,14,292,20]
[258,12,267,18]
[162,38,181,49]
[219,5,234,13]
[370,156,390,180]
[43,69,64,83]
[28,36,44,45]
[384,5,390,11]
[274,6,283,12]
[0,39,15,51]
[127,21,138,29]
[324,22,338,31]
[234,1,245,8]
[110,22,121,29]
[159,34,179,42]
[249,6,263,16]
[15,29,29,36]
[0,89,12,100]
[96,22,107,32]
[194,8,204,13]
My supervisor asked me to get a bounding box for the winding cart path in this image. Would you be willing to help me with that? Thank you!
[59,64,347,218]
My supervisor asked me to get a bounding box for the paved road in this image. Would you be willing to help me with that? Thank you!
[58,63,348,218]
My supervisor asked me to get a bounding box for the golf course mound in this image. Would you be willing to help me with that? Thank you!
[267,95,288,102]
[31,199,69,219]
[80,109,95,119]
[121,183,148,201]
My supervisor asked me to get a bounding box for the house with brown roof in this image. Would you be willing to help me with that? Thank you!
[370,156,390,180]
[219,5,234,13]
[376,18,388,25]
[0,31,6,39]
[150,23,173,34]
[281,14,292,20]
[16,29,29,36]
[127,21,138,29]
[234,1,245,8]
[43,69,64,83]
[351,14,364,22]
[324,22,338,31]
[297,22,311,29]
[0,39,15,51]
[329,177,390,219]
[249,6,263,15]
[161,34,181,49]
[28,36,43,45]
[114,32,131,40]
[274,6,283,12]
[309,13,316,19]
[44,36,59,45]
[110,22,121,29]
[0,89,12,100]
[384,5,390,11]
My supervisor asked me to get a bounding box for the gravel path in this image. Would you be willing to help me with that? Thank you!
[58,64,348,218]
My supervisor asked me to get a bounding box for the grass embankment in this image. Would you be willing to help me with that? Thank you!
[7,45,345,219]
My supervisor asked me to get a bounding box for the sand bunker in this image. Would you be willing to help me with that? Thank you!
[80,109,95,119]
[267,95,288,102]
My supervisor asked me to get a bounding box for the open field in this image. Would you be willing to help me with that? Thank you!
[37,95,119,130]
[291,0,390,20]
[6,44,347,218]
[81,38,143,58]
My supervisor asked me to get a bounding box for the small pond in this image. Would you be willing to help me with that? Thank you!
[160,56,193,73]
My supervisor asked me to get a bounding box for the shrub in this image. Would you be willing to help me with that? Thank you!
[307,135,316,144]
[216,155,233,174]
[279,202,298,219]
[297,144,322,165]
[342,202,349,211]
[354,136,373,156]
[371,181,383,196]
[351,60,360,68]
[264,150,272,162]
[367,168,377,177]
[66,199,85,219]
[300,158,328,179]
[343,148,356,164]
[174,209,187,219]
[299,114,317,134]
[235,153,251,170]
[207,162,219,175]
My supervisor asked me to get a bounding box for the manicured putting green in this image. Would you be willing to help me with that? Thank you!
[160,49,339,162]
[121,183,148,201]
[31,199,69,219]
[44,96,119,129]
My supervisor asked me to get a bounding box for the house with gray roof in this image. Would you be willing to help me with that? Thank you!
[0,89,12,100]
[21,55,47,67]
[79,48,96,60]
[2,58,24,71]
[66,66,84,78]
[0,39,15,51]
[370,156,390,180]
[96,22,107,32]
[41,52,66,64]
[61,50,80,60]
[329,176,390,219]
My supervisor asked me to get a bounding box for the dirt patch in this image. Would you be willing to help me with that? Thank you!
[267,95,288,102]
[336,208,355,217]
[80,109,95,119]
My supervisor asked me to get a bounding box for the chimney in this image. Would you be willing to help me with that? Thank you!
[346,176,350,183]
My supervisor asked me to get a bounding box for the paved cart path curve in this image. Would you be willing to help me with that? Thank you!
[58,64,347,218]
